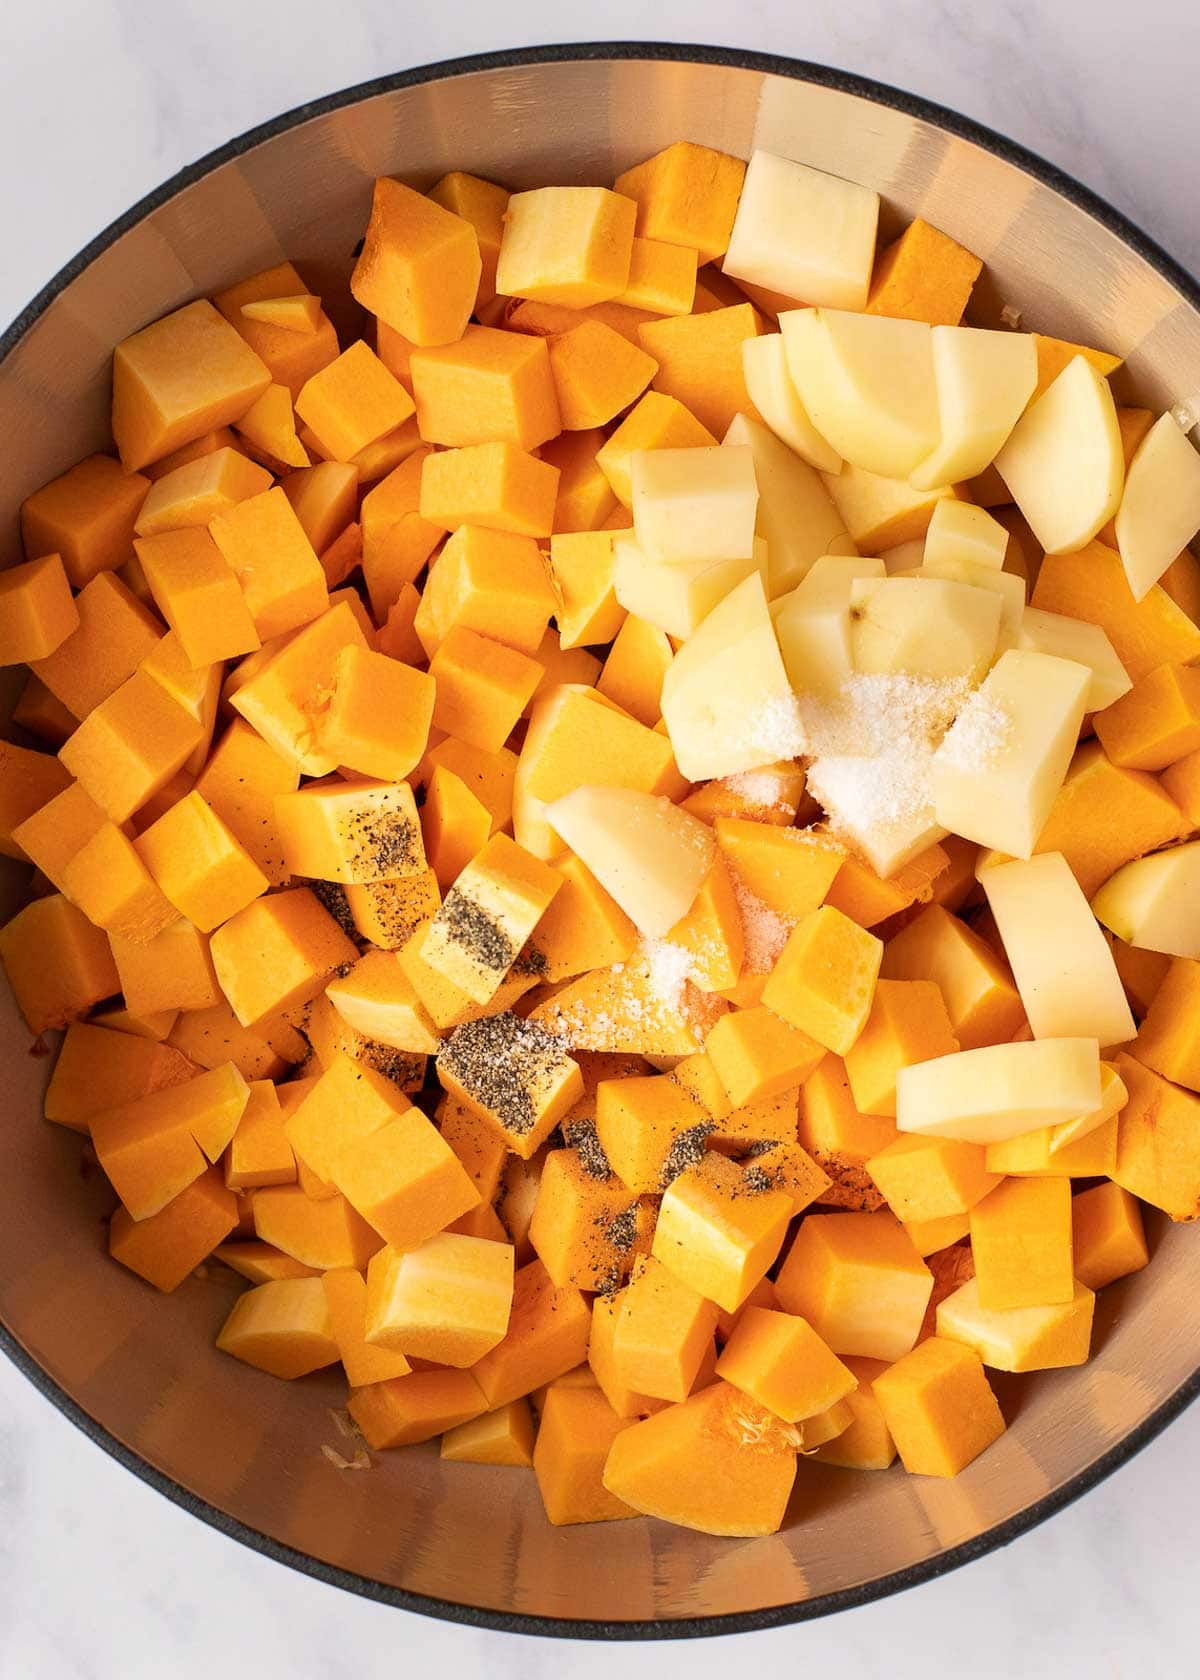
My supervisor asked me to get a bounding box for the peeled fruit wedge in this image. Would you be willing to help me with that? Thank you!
[723,412,855,596]
[895,1038,1102,1144]
[910,326,1038,490]
[660,572,803,781]
[544,785,715,939]
[780,308,939,480]
[994,355,1123,554]
[1091,841,1200,957]
[601,1378,800,1537]
[740,333,842,473]
[1115,412,1200,600]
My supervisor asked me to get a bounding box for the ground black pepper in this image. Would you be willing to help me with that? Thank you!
[437,1013,573,1135]
[658,1121,715,1190]
[434,889,516,977]
[344,803,420,876]
[606,1203,640,1253]
[562,1118,612,1180]
[303,878,359,940]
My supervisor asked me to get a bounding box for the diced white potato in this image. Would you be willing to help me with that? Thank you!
[914,556,1025,645]
[740,334,842,472]
[722,150,879,311]
[931,649,1090,857]
[895,1038,1102,1144]
[910,326,1038,489]
[879,541,927,574]
[544,785,714,939]
[774,555,887,695]
[936,1277,1095,1372]
[820,464,957,556]
[1049,1060,1127,1153]
[1091,841,1200,957]
[1115,412,1200,600]
[848,575,1002,683]
[982,852,1136,1047]
[723,412,854,596]
[612,533,767,640]
[661,572,802,781]
[994,355,1123,554]
[924,500,1008,570]
[631,445,758,565]
[803,773,947,880]
[1013,608,1131,710]
[781,309,939,480]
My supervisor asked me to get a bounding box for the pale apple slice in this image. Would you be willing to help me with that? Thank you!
[1090,841,1200,957]
[631,445,758,565]
[660,572,802,781]
[993,355,1123,553]
[781,308,939,480]
[982,852,1135,1047]
[740,334,842,472]
[924,499,1008,570]
[1013,607,1131,710]
[612,533,767,640]
[848,575,1002,683]
[931,649,1091,858]
[1115,411,1200,600]
[723,412,854,596]
[722,150,879,310]
[544,785,714,940]
[896,1039,1102,1144]
[773,555,887,695]
[910,326,1038,490]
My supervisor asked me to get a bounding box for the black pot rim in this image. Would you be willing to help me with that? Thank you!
[3,38,1198,1644]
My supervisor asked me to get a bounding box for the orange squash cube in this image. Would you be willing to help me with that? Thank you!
[525,852,637,983]
[471,1257,592,1408]
[497,187,636,308]
[547,320,657,430]
[705,1005,826,1108]
[135,790,268,931]
[350,1367,486,1447]
[10,674,79,747]
[280,460,358,558]
[587,1292,671,1419]
[397,921,537,1033]
[284,1049,413,1183]
[617,235,698,315]
[595,613,672,728]
[215,1274,340,1379]
[110,1166,239,1292]
[714,819,845,920]
[1031,334,1121,398]
[0,740,72,860]
[0,553,78,664]
[225,1080,295,1190]
[209,486,328,642]
[610,1253,719,1402]
[210,887,357,1026]
[239,294,322,333]
[437,1012,583,1158]
[809,1355,897,1468]
[416,523,555,658]
[31,571,162,720]
[844,978,959,1117]
[313,645,434,784]
[409,324,560,451]
[1094,662,1200,771]
[214,1242,315,1283]
[1034,740,1187,899]
[422,832,561,1003]
[652,1151,792,1313]
[596,390,716,506]
[419,441,560,539]
[546,530,624,649]
[0,893,117,1033]
[602,1378,797,1537]
[1132,957,1200,1088]
[594,1073,711,1194]
[614,142,745,261]
[275,777,424,887]
[824,842,951,930]
[213,262,338,398]
[1032,542,1200,682]
[334,1108,482,1253]
[61,820,177,943]
[716,1306,857,1423]
[865,219,982,326]
[637,304,761,437]
[319,1267,412,1387]
[233,383,309,469]
[426,170,509,306]
[797,1055,897,1210]
[866,1133,1001,1222]
[230,602,367,776]
[441,1398,535,1466]
[1112,1050,1200,1221]
[111,299,271,472]
[132,527,260,670]
[344,869,440,951]
[91,1062,249,1218]
[140,428,236,480]
[969,1178,1074,1309]
[872,1337,1005,1476]
[295,339,414,463]
[134,445,271,537]
[775,1209,933,1360]
[880,905,1025,1050]
[109,918,221,1016]
[20,454,150,588]
[520,684,685,811]
[527,1147,646,1291]
[364,1232,514,1365]
[325,950,440,1055]
[762,905,883,1056]
[169,998,300,1082]
[359,448,445,620]
[43,1020,193,1134]
[533,1386,639,1526]
[1071,1181,1150,1290]
[429,625,542,753]
[542,428,617,533]
[193,720,298,888]
[351,178,481,347]
[252,1184,383,1271]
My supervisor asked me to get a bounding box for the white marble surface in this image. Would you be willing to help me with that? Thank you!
[3,2,1200,1673]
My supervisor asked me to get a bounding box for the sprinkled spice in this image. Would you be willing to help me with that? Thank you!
[606,1203,640,1253]
[563,1118,612,1181]
[438,1013,573,1136]
[345,805,420,877]
[435,889,516,977]
[659,1121,714,1190]
[741,1165,774,1195]
[303,878,358,940]
[360,1041,425,1090]
[513,941,549,978]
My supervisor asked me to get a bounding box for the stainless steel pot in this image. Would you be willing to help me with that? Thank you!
[2,42,1198,1641]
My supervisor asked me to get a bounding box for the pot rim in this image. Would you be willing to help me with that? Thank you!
[3,39,1197,1643]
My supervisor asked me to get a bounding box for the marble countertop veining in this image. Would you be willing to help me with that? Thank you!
[3,2,1200,1674]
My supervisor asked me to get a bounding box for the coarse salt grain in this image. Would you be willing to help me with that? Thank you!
[722,768,791,809]
[742,695,807,763]
[642,939,696,1012]
[934,688,1012,772]
[730,874,792,973]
